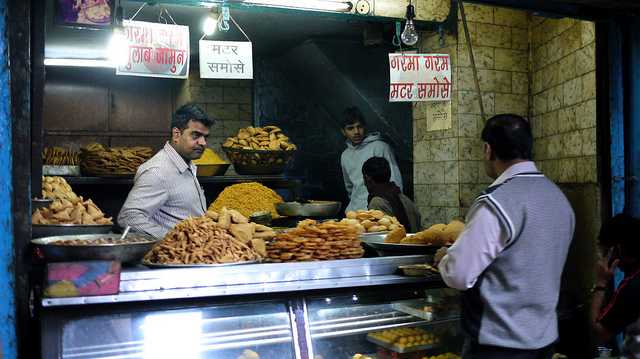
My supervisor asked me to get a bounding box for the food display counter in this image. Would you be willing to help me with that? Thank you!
[39,256,463,359]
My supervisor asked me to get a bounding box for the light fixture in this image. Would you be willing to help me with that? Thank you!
[244,0,353,12]
[401,0,419,46]
[202,8,219,36]
[44,58,115,68]
[108,3,128,67]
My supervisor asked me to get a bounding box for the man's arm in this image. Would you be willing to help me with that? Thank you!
[341,154,354,196]
[118,167,169,239]
[590,253,622,345]
[437,204,506,290]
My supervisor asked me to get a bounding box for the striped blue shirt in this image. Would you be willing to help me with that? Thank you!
[118,142,207,238]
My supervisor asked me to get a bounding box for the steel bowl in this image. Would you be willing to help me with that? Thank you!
[276,201,342,218]
[32,198,53,213]
[32,224,113,239]
[31,233,160,264]
[359,233,440,256]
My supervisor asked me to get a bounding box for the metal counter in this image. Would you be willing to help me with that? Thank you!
[42,255,437,307]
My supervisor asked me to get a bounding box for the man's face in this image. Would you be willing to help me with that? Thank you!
[342,121,365,145]
[172,120,210,160]
[483,142,498,179]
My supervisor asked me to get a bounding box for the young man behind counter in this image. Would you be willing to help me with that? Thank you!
[118,103,213,239]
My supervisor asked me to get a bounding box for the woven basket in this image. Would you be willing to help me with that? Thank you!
[223,147,296,175]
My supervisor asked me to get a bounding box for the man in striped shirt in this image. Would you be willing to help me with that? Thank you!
[118,104,213,238]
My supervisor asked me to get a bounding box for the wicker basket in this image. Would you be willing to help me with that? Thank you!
[223,147,296,175]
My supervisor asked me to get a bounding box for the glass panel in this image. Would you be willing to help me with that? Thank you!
[307,289,463,359]
[60,301,294,359]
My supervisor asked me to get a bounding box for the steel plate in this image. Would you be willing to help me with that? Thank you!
[360,234,440,256]
[32,224,113,238]
[142,260,260,268]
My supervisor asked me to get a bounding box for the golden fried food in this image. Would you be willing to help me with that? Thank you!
[223,126,297,151]
[266,220,363,262]
[42,176,78,202]
[32,197,112,225]
[385,226,406,243]
[400,221,465,245]
[209,182,284,218]
[144,216,262,265]
[341,210,401,233]
[80,143,153,176]
[43,147,80,166]
[368,327,440,349]
[237,349,260,359]
[205,207,275,252]
[193,148,227,165]
[442,219,465,244]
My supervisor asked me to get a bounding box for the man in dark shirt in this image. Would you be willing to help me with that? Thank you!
[591,214,640,348]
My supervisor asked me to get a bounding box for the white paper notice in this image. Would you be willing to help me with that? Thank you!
[199,40,253,79]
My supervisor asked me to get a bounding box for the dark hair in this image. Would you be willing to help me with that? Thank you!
[481,114,533,161]
[172,103,213,131]
[600,214,640,258]
[342,106,367,128]
[362,157,391,183]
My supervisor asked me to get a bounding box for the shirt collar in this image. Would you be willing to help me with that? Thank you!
[163,142,196,174]
[490,161,539,187]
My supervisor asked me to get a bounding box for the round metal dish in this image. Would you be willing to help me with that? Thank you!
[276,201,342,218]
[223,147,295,175]
[359,233,440,256]
[32,224,113,239]
[142,260,259,268]
[196,163,230,176]
[31,234,159,263]
[32,198,53,212]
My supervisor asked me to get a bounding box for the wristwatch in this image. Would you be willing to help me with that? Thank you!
[590,284,607,294]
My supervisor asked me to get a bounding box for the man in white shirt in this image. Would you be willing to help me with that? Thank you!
[118,104,212,238]
[340,106,403,213]
[436,114,575,358]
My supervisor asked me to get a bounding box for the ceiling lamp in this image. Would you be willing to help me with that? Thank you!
[401,0,419,46]
[244,0,353,12]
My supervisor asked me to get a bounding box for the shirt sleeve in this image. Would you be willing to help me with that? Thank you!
[598,278,640,334]
[341,154,354,196]
[438,203,508,290]
[117,167,169,239]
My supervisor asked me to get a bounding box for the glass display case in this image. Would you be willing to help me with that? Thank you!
[307,288,462,359]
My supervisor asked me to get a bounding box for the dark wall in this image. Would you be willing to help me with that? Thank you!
[254,39,413,206]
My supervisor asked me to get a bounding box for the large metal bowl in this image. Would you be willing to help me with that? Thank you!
[360,233,441,256]
[31,233,160,264]
[32,224,113,239]
[276,201,342,218]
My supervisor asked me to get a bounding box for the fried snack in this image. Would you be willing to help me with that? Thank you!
[442,219,465,245]
[43,147,80,166]
[209,182,284,218]
[42,176,79,202]
[193,148,227,165]
[206,207,276,252]
[400,221,464,245]
[385,226,406,243]
[368,327,440,350]
[223,126,297,151]
[80,143,153,176]
[266,220,364,262]
[340,210,401,233]
[32,197,113,225]
[237,349,260,359]
[144,216,262,265]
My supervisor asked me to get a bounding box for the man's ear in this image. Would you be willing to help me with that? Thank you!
[483,143,492,161]
[341,128,347,137]
[171,127,182,142]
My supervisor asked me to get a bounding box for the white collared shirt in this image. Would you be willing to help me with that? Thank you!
[118,142,207,239]
[438,161,539,290]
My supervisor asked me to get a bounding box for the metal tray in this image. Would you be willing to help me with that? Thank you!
[32,224,113,239]
[142,260,259,268]
[42,165,81,176]
[276,201,341,217]
[366,334,437,353]
[360,234,440,256]
[31,234,159,263]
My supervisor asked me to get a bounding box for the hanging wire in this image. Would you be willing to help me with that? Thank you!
[229,14,252,42]
[130,2,148,20]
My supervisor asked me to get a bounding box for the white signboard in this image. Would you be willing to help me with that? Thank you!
[426,101,452,131]
[199,40,253,79]
[116,20,190,79]
[389,53,452,102]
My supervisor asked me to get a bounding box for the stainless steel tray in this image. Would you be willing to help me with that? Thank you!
[42,165,81,176]
[31,233,159,263]
[366,334,437,353]
[276,201,341,217]
[360,234,440,256]
[32,224,113,238]
[142,260,259,268]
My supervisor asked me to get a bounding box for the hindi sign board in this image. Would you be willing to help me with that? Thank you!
[199,40,253,79]
[426,101,452,131]
[116,20,190,79]
[389,53,451,102]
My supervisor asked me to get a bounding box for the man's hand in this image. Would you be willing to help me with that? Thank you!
[596,247,619,287]
[433,246,448,266]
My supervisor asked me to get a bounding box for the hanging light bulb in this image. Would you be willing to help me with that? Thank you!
[401,1,419,46]
[202,9,219,36]
[108,5,128,67]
